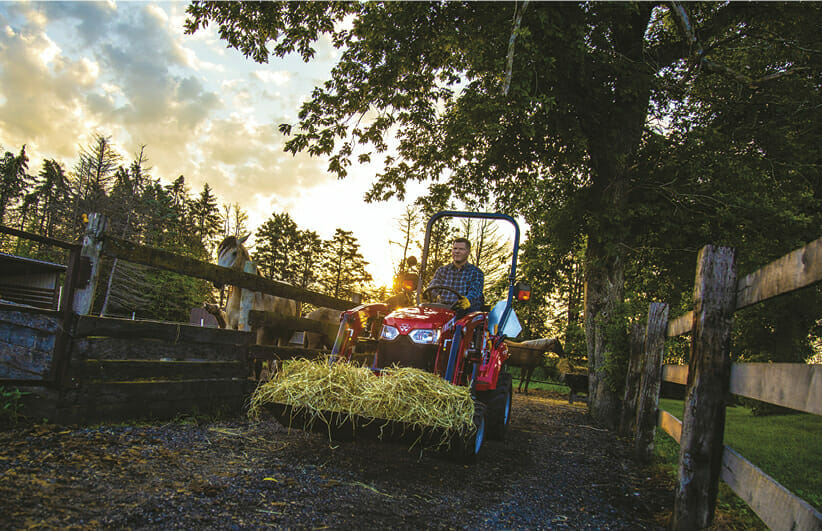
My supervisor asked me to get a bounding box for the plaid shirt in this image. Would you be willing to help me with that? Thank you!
[428,262,484,311]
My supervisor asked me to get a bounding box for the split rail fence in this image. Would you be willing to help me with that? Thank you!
[0,214,356,423]
[621,237,822,530]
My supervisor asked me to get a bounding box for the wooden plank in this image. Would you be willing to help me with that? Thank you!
[0,308,61,333]
[667,311,693,337]
[0,224,79,250]
[619,322,645,437]
[662,364,689,385]
[249,311,340,335]
[721,446,822,531]
[71,337,248,362]
[729,363,822,416]
[73,315,254,345]
[655,411,822,531]
[673,245,737,530]
[56,379,254,424]
[658,409,682,443]
[736,236,822,310]
[72,213,106,315]
[104,235,355,311]
[70,360,248,381]
[0,341,52,379]
[248,344,329,361]
[635,302,669,461]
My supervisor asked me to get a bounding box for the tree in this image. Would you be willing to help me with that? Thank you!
[292,229,324,290]
[188,183,223,254]
[33,159,71,241]
[253,211,301,282]
[0,145,30,227]
[320,228,373,300]
[186,2,822,426]
[73,134,122,216]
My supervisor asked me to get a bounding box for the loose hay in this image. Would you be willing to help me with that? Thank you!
[249,358,476,449]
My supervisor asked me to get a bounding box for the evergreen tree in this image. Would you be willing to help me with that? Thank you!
[292,229,324,290]
[253,211,301,282]
[0,145,31,227]
[33,159,71,241]
[73,134,121,217]
[189,183,223,254]
[320,228,373,300]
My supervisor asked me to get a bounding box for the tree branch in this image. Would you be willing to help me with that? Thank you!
[503,0,529,96]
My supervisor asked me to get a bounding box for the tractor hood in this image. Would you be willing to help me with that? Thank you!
[383,305,454,333]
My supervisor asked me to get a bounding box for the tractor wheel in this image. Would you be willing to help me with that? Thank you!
[484,372,513,441]
[451,401,486,464]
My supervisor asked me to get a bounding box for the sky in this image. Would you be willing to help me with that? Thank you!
[0,1,425,287]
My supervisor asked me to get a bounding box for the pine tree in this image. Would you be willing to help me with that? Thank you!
[189,183,223,254]
[253,212,300,282]
[320,229,373,300]
[0,145,31,227]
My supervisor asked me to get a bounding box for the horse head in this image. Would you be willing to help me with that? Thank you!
[215,234,251,288]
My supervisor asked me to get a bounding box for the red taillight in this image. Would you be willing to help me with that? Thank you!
[515,282,531,302]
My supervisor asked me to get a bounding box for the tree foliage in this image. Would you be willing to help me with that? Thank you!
[186,1,822,426]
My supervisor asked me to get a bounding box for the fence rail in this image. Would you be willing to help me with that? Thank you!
[626,235,822,530]
[0,218,357,424]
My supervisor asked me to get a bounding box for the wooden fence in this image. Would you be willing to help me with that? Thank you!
[0,215,357,423]
[622,237,822,530]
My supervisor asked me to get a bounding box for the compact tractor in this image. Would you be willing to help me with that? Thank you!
[269,211,529,461]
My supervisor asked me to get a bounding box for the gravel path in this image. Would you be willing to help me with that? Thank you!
[0,390,673,529]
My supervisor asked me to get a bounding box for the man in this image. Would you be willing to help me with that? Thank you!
[428,238,484,312]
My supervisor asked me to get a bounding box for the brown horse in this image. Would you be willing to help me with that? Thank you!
[208,235,298,377]
[505,338,564,394]
[303,307,342,350]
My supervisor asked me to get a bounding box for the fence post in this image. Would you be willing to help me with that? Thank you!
[672,245,736,530]
[238,261,256,333]
[72,213,106,315]
[619,321,646,437]
[634,302,669,461]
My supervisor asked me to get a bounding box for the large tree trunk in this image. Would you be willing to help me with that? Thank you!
[583,229,626,428]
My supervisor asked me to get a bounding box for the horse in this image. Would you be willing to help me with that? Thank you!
[303,307,342,350]
[208,235,298,378]
[504,337,564,394]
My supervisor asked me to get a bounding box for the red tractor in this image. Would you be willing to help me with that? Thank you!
[326,211,530,460]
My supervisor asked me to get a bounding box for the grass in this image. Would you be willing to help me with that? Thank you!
[656,398,822,525]
[510,377,570,394]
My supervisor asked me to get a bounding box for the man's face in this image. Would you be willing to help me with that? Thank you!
[452,242,470,266]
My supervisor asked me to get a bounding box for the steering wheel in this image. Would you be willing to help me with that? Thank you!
[422,285,464,308]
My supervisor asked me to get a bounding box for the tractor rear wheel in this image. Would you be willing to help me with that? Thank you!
[482,372,512,440]
[451,401,486,464]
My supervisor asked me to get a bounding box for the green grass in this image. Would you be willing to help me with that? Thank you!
[510,378,570,394]
[657,398,822,517]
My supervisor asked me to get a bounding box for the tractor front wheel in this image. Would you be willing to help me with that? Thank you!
[477,372,512,441]
[451,401,486,463]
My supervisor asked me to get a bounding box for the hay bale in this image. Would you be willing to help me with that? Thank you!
[249,359,476,446]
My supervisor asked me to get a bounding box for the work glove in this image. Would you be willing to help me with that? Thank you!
[454,296,471,311]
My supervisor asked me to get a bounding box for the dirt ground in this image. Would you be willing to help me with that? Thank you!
[0,390,678,529]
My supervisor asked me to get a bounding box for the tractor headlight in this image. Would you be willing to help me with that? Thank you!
[380,324,399,341]
[408,328,440,345]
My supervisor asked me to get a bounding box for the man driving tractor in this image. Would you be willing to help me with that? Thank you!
[428,237,484,313]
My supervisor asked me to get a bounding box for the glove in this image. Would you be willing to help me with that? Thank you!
[454,296,471,311]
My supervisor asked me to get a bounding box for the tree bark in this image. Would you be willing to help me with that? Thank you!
[583,230,626,428]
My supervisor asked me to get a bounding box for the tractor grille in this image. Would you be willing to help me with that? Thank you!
[376,336,438,371]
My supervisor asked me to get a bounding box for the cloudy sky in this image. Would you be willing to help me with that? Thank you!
[0,1,424,287]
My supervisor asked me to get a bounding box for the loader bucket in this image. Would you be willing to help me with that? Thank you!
[249,359,486,462]
[261,401,486,462]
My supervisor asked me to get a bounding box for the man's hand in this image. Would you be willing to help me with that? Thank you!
[454,296,471,311]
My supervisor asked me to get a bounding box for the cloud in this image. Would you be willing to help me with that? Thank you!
[252,70,292,86]
[0,2,222,179]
